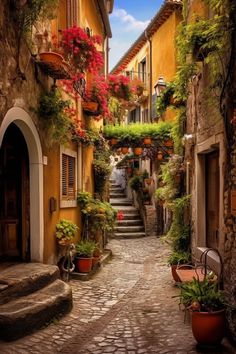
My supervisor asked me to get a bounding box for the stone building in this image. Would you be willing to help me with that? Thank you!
[0,0,113,265]
[182,0,236,340]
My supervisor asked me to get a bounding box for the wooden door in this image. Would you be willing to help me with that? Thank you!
[206,151,219,249]
[0,124,30,260]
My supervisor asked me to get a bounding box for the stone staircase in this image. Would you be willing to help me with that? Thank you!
[0,263,72,341]
[109,180,145,239]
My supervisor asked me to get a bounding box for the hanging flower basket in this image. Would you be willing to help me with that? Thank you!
[39,52,64,67]
[164,139,173,147]
[134,147,143,156]
[156,151,163,160]
[144,178,153,185]
[143,137,152,145]
[82,101,99,113]
[110,138,118,146]
[121,147,129,154]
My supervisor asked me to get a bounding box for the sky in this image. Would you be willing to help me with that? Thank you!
[109,0,163,71]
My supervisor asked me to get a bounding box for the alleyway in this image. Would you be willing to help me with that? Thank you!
[0,237,235,354]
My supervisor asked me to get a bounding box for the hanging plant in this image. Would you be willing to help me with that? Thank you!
[108,74,133,101]
[37,88,74,144]
[58,25,104,74]
[83,75,109,120]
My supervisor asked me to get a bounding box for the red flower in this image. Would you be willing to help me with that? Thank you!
[117,210,124,221]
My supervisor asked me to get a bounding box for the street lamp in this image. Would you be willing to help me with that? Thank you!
[154,76,166,96]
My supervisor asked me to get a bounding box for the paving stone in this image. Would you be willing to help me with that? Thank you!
[0,236,235,354]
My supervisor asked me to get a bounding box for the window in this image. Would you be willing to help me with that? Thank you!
[60,147,77,208]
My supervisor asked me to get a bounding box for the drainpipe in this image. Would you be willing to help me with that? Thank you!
[145,30,152,123]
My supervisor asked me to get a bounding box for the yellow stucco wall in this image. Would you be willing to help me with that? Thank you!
[43,142,81,264]
[188,0,208,20]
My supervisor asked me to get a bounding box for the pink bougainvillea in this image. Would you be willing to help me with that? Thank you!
[83,75,110,120]
[108,74,133,101]
[59,25,104,74]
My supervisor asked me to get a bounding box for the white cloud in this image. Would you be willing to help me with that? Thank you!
[111,8,150,32]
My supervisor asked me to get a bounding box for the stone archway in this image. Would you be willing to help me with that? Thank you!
[0,107,44,262]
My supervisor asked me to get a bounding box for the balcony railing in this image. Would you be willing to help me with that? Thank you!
[122,70,150,90]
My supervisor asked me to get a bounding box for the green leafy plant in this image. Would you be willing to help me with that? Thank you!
[55,219,78,241]
[104,122,173,148]
[37,88,73,144]
[167,251,191,266]
[178,277,225,312]
[129,175,142,192]
[77,192,117,237]
[75,240,96,258]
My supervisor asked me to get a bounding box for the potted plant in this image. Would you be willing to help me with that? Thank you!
[129,175,142,192]
[177,277,226,346]
[75,240,96,273]
[83,75,109,118]
[58,25,104,74]
[108,74,133,101]
[55,219,78,245]
[167,251,191,282]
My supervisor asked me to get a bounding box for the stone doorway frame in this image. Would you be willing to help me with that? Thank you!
[194,133,225,273]
[0,107,44,262]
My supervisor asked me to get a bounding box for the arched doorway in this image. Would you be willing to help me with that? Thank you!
[0,123,30,260]
[0,107,44,262]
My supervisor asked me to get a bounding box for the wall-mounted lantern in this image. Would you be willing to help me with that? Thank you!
[154,76,166,97]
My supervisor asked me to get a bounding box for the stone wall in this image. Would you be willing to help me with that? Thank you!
[0,1,50,136]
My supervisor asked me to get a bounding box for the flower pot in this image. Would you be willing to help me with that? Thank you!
[143,137,152,145]
[144,178,153,185]
[75,257,93,273]
[156,152,163,160]
[134,147,143,156]
[121,147,129,154]
[82,101,99,113]
[191,309,225,346]
[39,52,64,66]
[164,139,173,147]
[110,138,118,146]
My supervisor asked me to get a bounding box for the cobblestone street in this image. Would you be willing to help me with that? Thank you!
[0,236,235,354]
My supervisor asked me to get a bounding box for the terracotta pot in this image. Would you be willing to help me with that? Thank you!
[110,138,118,146]
[191,309,225,346]
[82,101,99,113]
[144,178,153,185]
[164,139,173,147]
[121,147,129,154]
[75,257,93,273]
[134,147,143,156]
[171,264,192,282]
[143,137,152,145]
[39,52,64,66]
[157,152,163,160]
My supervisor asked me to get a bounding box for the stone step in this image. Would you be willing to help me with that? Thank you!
[113,206,139,214]
[109,186,124,192]
[109,193,127,199]
[122,214,140,220]
[115,225,145,233]
[0,279,72,341]
[109,179,116,184]
[117,219,143,226]
[110,199,133,206]
[0,263,59,305]
[110,184,122,188]
[113,232,146,239]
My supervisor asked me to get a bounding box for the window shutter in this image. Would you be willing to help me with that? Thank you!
[62,154,67,197]
[62,154,75,199]
[68,156,75,198]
